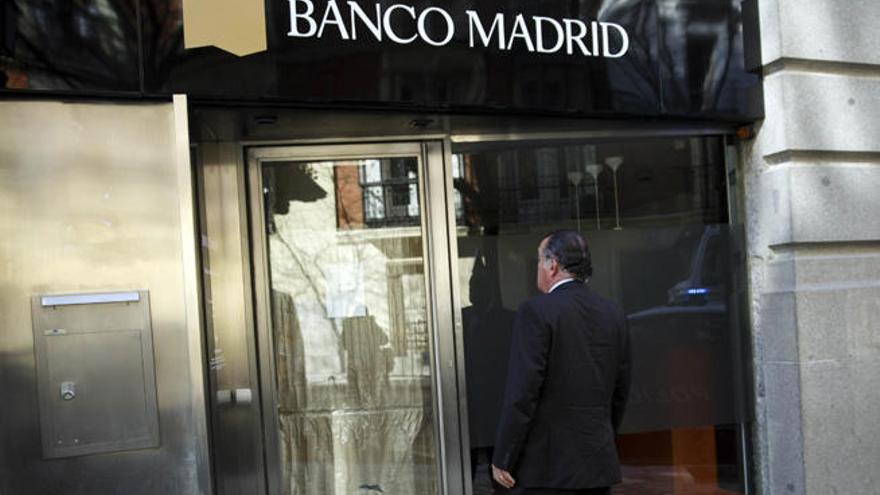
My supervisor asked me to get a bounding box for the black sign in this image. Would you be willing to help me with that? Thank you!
[2,0,761,122]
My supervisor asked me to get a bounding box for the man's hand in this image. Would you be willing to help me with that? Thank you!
[491,464,516,489]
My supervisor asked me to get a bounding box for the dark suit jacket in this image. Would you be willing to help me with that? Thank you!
[492,281,632,490]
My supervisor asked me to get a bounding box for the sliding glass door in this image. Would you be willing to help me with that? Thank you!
[245,143,464,495]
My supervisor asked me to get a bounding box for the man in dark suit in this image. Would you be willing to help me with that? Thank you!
[492,230,632,495]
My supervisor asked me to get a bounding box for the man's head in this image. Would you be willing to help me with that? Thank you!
[536,230,593,293]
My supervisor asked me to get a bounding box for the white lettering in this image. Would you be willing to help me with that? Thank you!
[287,0,317,37]
[466,11,505,49]
[591,21,599,56]
[317,0,349,39]
[383,4,418,44]
[563,19,590,56]
[285,2,631,59]
[417,7,454,47]
[601,22,629,58]
[506,14,534,52]
[348,1,382,41]
[534,16,563,53]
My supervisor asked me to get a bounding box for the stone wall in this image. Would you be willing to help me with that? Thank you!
[745,1,880,493]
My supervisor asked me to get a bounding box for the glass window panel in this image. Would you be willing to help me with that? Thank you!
[362,159,383,183]
[451,154,466,222]
[388,158,410,179]
[263,158,438,495]
[355,158,420,228]
[391,185,410,207]
[452,136,748,495]
[452,154,464,179]
[364,186,385,220]
[3,0,140,91]
[408,184,420,218]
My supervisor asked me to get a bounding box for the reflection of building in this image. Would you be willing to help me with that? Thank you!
[334,158,421,229]
[266,159,437,494]
[455,138,726,230]
[268,160,430,382]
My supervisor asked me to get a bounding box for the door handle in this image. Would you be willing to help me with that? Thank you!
[233,388,253,405]
[216,388,254,406]
[216,389,233,405]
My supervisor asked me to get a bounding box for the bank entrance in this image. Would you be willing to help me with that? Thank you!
[194,109,751,495]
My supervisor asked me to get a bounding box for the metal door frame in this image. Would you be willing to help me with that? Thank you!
[246,141,468,495]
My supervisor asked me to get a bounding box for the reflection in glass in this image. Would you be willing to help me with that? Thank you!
[462,249,515,494]
[453,136,748,495]
[2,0,141,90]
[263,158,437,494]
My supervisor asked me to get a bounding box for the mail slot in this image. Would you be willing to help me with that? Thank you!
[31,290,160,459]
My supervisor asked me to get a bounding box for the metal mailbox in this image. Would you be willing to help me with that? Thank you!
[31,291,160,459]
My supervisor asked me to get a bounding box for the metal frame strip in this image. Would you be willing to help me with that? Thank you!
[173,94,214,495]
[440,138,473,495]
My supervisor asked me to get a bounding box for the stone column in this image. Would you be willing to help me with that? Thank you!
[744,1,880,494]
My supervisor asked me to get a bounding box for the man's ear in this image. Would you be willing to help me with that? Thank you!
[546,257,559,275]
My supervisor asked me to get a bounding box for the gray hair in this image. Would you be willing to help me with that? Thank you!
[541,230,593,281]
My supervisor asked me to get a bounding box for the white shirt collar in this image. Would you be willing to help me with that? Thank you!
[549,278,577,293]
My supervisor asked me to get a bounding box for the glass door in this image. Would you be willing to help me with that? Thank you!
[246,142,464,495]
[448,136,750,495]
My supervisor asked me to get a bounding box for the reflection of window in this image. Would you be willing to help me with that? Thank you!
[451,154,465,221]
[358,158,420,227]
[453,137,726,227]
[391,185,409,206]
[517,151,538,200]
[556,158,569,199]
[494,148,572,223]
[363,186,385,220]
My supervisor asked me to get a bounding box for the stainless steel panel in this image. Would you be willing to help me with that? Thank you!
[32,290,159,459]
[441,137,474,495]
[198,141,267,495]
[246,151,282,495]
[173,94,215,495]
[0,99,210,494]
[422,141,468,495]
